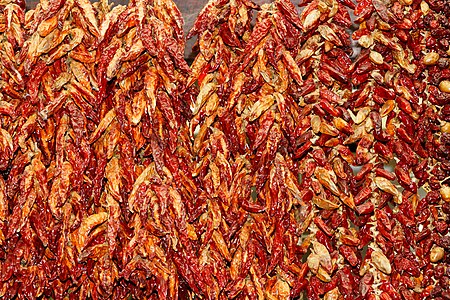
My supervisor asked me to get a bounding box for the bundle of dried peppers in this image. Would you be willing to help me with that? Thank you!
[0,0,449,298]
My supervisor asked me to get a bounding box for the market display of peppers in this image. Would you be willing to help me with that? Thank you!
[0,0,449,298]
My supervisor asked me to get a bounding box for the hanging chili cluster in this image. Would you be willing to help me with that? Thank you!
[0,0,449,299]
